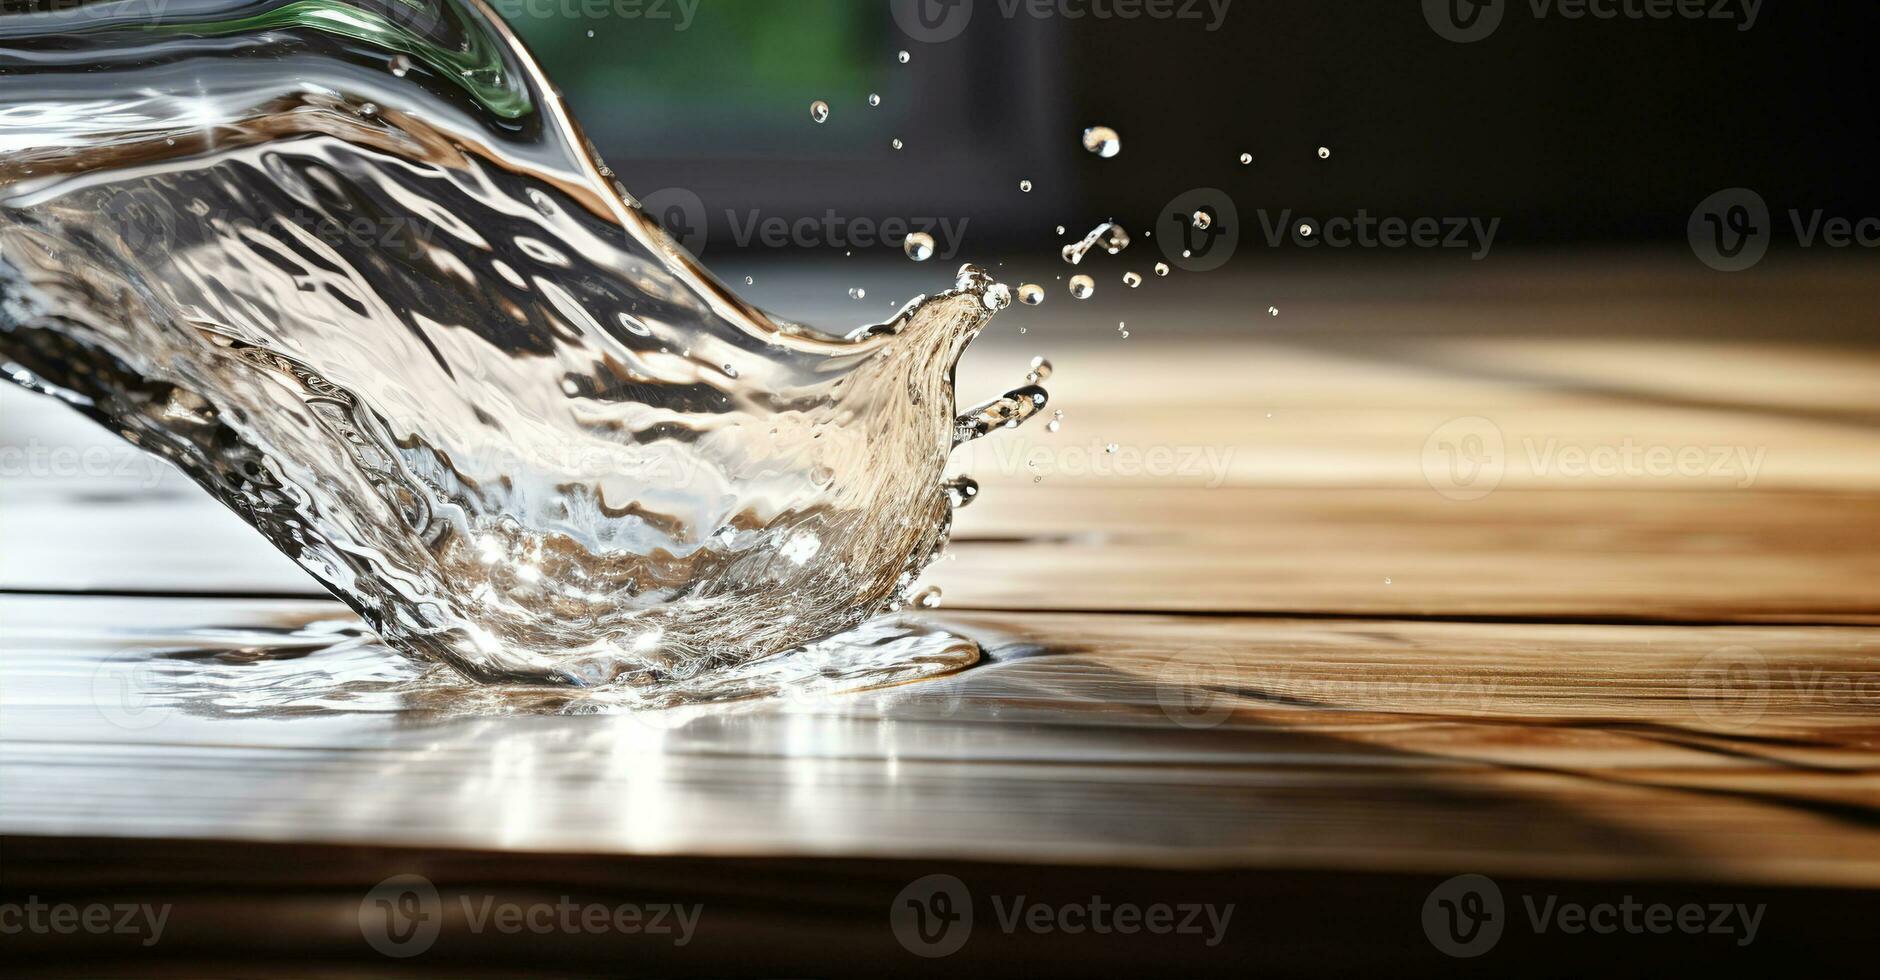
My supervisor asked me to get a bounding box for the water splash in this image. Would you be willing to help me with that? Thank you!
[0,0,1046,689]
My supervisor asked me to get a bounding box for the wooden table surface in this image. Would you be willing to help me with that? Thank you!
[3,256,1878,975]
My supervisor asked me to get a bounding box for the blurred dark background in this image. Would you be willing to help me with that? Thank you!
[505,0,1880,257]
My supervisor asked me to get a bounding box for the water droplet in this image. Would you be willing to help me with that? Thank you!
[868,93,882,107]
[944,476,979,509]
[891,138,904,150]
[903,232,935,262]
[1017,283,1045,306]
[810,100,830,124]
[1019,179,1033,193]
[358,102,379,119]
[1068,275,1095,300]
[1154,262,1171,277]
[1239,152,1253,165]
[389,55,412,78]
[1060,222,1130,265]
[1268,306,1279,317]
[1026,356,1053,383]
[1123,271,1142,288]
[1191,210,1212,231]
[982,283,1012,312]
[1318,146,1331,159]
[913,585,942,609]
[848,287,867,300]
[898,50,912,64]
[1082,125,1121,158]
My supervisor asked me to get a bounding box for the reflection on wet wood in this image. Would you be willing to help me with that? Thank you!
[4,595,1877,887]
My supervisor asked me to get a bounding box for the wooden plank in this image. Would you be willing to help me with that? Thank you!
[4,595,1877,888]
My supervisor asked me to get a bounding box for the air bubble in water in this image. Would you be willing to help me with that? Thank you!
[810,100,830,124]
[744,276,755,285]
[891,138,904,150]
[389,55,412,78]
[868,93,881,107]
[1116,321,1128,338]
[1123,271,1142,288]
[1046,409,1064,433]
[1268,306,1279,317]
[1069,275,1095,299]
[1055,225,1066,235]
[1017,283,1045,306]
[848,287,867,300]
[1154,262,1171,277]
[1027,356,1053,383]
[1299,223,1313,237]
[1239,152,1252,165]
[898,50,911,64]
[1082,126,1121,158]
[913,586,942,609]
[1191,210,1212,231]
[1019,179,1033,193]
[1105,443,1119,454]
[903,232,935,262]
[982,283,1012,312]
[1318,146,1331,159]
